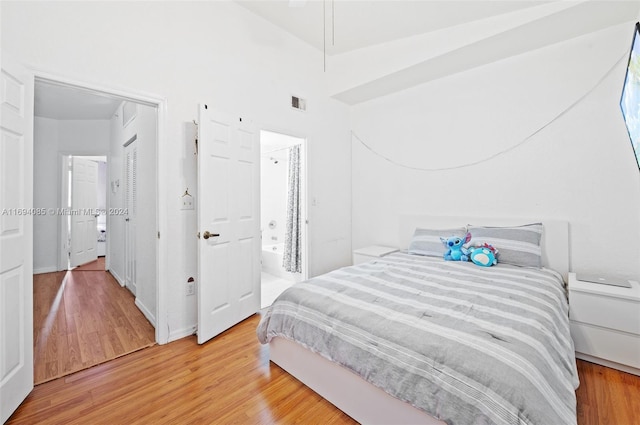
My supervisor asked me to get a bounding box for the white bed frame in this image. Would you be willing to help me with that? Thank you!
[269,215,569,424]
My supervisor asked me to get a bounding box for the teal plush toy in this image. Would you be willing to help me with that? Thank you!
[440,232,472,261]
[469,243,498,267]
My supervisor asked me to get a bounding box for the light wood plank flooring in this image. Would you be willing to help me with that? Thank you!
[72,257,105,271]
[9,313,640,425]
[33,269,155,384]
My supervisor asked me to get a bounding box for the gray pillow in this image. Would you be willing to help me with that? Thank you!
[408,227,467,257]
[467,223,543,268]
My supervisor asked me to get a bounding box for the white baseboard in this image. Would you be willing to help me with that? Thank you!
[33,266,59,275]
[134,298,156,328]
[109,268,125,287]
[168,325,197,343]
[575,352,640,376]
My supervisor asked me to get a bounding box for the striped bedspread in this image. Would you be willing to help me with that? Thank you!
[257,252,579,425]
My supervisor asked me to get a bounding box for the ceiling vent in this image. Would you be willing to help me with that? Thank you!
[291,95,306,111]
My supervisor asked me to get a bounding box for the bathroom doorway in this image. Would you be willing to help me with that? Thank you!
[259,130,308,308]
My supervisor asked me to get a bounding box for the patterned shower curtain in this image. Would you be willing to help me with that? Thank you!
[283,145,301,273]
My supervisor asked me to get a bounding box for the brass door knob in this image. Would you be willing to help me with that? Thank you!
[203,231,220,240]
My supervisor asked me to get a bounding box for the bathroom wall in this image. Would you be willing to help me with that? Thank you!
[260,149,289,246]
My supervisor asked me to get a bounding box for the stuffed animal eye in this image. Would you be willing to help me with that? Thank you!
[455,239,460,244]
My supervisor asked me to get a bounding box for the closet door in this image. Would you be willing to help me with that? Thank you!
[124,140,137,295]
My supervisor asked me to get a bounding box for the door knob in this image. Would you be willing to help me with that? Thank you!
[203,231,219,240]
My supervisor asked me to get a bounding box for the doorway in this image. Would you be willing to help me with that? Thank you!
[32,78,160,382]
[58,155,107,271]
[259,130,308,308]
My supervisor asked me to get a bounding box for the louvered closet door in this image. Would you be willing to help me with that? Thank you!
[124,140,137,295]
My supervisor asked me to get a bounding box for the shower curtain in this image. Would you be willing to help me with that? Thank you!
[283,145,301,273]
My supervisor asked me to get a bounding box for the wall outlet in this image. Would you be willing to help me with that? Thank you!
[181,195,194,210]
[186,281,195,296]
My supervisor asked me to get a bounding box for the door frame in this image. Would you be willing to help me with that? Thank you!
[260,128,310,281]
[123,138,137,295]
[32,70,169,344]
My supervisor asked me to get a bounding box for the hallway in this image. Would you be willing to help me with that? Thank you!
[33,269,155,384]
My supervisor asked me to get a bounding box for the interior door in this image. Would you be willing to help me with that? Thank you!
[124,140,137,295]
[0,58,34,422]
[197,105,260,344]
[69,157,99,267]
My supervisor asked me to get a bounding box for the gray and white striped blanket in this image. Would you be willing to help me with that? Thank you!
[257,252,579,425]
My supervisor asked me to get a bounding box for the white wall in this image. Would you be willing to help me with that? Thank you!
[108,102,157,324]
[33,117,110,273]
[33,117,59,273]
[261,150,289,246]
[351,23,640,281]
[3,1,352,340]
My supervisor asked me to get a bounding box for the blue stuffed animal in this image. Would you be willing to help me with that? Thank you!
[469,243,498,267]
[440,232,472,262]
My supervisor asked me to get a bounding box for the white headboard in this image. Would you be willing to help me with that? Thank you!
[399,215,569,282]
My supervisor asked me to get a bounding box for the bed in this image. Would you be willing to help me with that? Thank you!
[257,215,578,425]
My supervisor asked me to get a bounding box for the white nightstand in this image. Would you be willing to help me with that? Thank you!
[568,272,640,376]
[352,245,399,265]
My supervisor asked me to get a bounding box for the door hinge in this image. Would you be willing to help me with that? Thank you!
[157,231,160,239]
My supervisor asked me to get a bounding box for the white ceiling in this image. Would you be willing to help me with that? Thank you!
[34,1,640,114]
[237,0,552,55]
[238,0,640,104]
[35,80,122,120]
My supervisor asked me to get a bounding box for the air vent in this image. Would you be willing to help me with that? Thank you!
[291,95,306,111]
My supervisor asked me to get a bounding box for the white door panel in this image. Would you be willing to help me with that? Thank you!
[70,157,98,267]
[0,58,34,423]
[197,106,260,344]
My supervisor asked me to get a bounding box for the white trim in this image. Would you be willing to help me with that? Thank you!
[33,266,58,275]
[135,298,157,327]
[168,325,197,343]
[109,268,125,288]
[30,68,170,346]
[575,352,640,376]
[58,154,70,271]
[259,128,310,281]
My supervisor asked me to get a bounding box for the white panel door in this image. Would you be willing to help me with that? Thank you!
[197,105,260,344]
[69,157,99,267]
[0,58,34,422]
[124,141,137,294]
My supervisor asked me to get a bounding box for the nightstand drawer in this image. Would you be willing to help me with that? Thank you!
[569,291,640,335]
[571,322,640,369]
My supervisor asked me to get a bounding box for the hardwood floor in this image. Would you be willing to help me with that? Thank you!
[576,360,640,424]
[33,269,155,384]
[10,312,640,424]
[72,257,105,271]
